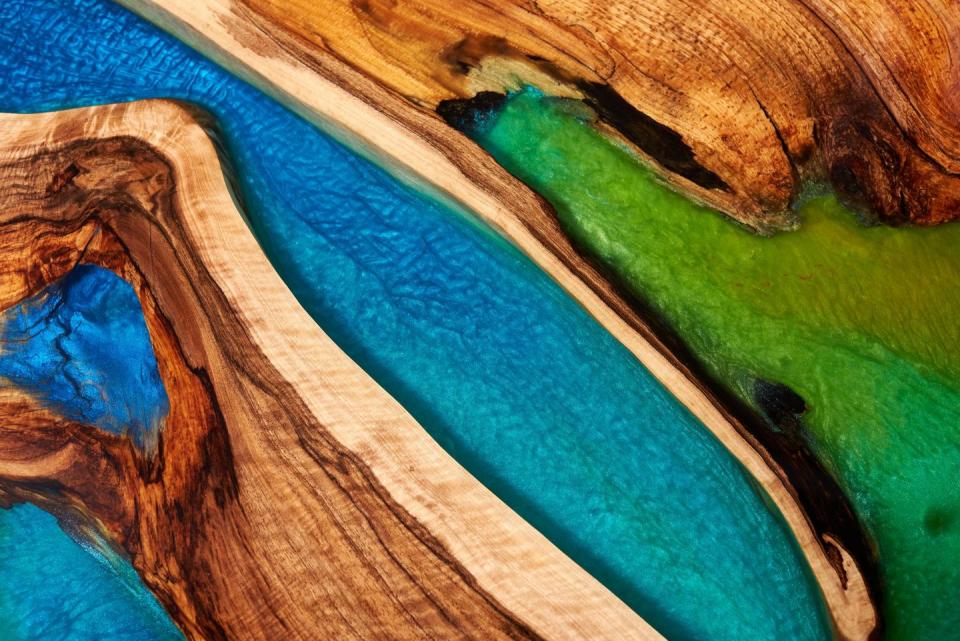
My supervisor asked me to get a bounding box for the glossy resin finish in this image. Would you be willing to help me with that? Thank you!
[469,88,960,641]
[0,2,830,639]
[0,504,182,641]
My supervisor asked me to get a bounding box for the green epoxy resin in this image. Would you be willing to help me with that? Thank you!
[472,88,960,641]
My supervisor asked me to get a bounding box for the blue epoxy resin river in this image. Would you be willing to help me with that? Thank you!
[0,1,831,640]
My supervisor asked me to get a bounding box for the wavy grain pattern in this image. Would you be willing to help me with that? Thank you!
[0,101,660,641]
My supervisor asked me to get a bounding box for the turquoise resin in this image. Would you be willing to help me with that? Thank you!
[0,2,831,640]
[0,504,181,641]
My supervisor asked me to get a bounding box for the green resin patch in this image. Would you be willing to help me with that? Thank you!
[470,87,960,641]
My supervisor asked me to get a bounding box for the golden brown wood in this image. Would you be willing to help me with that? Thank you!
[161,0,959,229]
[113,1,888,638]
[0,101,662,641]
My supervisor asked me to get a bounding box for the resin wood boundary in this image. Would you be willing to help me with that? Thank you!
[115,2,880,638]
[0,101,662,641]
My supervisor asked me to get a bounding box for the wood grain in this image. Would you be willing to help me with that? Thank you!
[0,101,662,641]
[114,1,887,638]
[164,0,959,230]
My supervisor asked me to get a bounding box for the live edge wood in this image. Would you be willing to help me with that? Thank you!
[115,1,883,639]
[0,102,661,641]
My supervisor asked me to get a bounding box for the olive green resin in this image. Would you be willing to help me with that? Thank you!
[471,88,960,641]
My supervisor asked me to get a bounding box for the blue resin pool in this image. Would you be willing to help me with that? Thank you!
[0,266,180,641]
[0,1,831,639]
[0,265,168,450]
[0,504,182,641]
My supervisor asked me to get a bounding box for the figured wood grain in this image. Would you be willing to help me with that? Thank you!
[0,101,663,641]
[113,2,884,639]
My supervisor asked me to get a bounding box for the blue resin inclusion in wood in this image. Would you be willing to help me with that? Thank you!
[0,2,830,640]
[0,265,180,641]
[0,265,168,450]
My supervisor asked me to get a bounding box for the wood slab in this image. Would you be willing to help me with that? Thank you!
[0,100,662,641]
[115,1,889,638]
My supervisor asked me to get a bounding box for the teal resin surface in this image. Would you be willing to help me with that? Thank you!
[0,2,831,639]
[0,504,182,641]
[0,265,168,450]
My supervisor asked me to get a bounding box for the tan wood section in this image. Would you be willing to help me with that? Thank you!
[0,101,663,641]
[114,1,896,638]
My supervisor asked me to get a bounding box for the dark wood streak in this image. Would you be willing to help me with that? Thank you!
[574,81,730,192]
